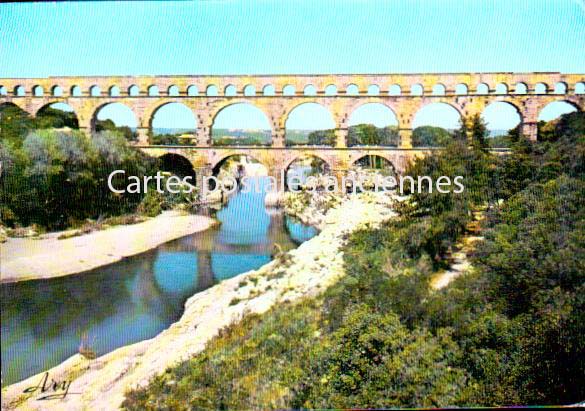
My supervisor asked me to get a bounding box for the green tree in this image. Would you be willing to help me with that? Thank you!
[95,119,137,141]
[473,176,585,316]
[348,123,380,145]
[123,110,585,409]
[0,103,35,147]
[469,114,488,150]
[35,106,79,129]
[412,126,452,147]
[307,129,336,145]
[1,129,157,229]
[293,304,468,409]
[348,124,399,147]
[453,117,469,142]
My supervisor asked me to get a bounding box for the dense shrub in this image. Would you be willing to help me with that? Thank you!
[412,125,453,147]
[293,304,467,409]
[0,129,157,229]
[307,129,336,145]
[347,124,399,146]
[124,112,585,408]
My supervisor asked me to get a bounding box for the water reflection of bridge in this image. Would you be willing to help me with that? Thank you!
[147,209,301,296]
[178,210,300,253]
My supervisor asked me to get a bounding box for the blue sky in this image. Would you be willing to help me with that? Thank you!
[1,0,583,130]
[1,0,584,76]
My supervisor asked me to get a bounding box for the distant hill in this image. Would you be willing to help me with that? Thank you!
[153,127,510,143]
[211,128,271,145]
[212,128,271,139]
[152,127,196,135]
[285,129,313,144]
[489,129,510,137]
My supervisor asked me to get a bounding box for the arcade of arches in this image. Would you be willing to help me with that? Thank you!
[1,72,583,186]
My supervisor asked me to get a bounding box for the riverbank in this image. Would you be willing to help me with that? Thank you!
[1,193,395,411]
[0,211,216,284]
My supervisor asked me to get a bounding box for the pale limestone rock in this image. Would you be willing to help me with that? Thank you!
[1,193,395,411]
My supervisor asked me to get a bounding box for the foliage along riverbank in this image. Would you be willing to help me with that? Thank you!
[1,190,394,411]
[0,104,198,234]
[123,112,585,409]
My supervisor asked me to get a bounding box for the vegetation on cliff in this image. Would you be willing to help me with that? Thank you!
[123,111,585,409]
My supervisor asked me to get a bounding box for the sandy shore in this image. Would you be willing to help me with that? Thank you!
[1,194,394,411]
[0,211,216,283]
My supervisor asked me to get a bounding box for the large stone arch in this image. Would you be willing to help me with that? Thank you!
[481,100,524,128]
[350,151,396,169]
[348,150,412,174]
[391,98,464,133]
[147,101,198,140]
[411,101,463,147]
[210,101,273,146]
[492,98,527,116]
[281,98,321,115]
[209,151,270,174]
[35,101,80,129]
[418,98,465,116]
[157,152,197,178]
[536,99,582,124]
[283,153,333,191]
[344,101,401,147]
[210,100,271,127]
[142,99,196,128]
[283,101,337,146]
[488,97,523,112]
[343,98,400,127]
[282,152,333,172]
[566,95,585,111]
[0,100,28,114]
[91,101,139,132]
[34,100,73,116]
[536,97,582,114]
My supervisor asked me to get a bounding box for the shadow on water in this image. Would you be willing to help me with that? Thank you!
[0,177,317,386]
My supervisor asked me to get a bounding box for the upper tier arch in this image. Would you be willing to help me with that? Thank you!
[1,73,583,145]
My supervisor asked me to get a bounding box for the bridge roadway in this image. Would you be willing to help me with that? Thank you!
[139,145,434,189]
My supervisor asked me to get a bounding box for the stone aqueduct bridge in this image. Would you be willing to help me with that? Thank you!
[1,72,584,187]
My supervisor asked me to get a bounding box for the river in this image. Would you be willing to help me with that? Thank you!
[0,177,317,386]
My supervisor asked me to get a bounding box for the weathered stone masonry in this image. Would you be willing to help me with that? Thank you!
[1,72,583,185]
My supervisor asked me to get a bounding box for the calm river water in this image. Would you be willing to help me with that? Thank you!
[0,177,317,386]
